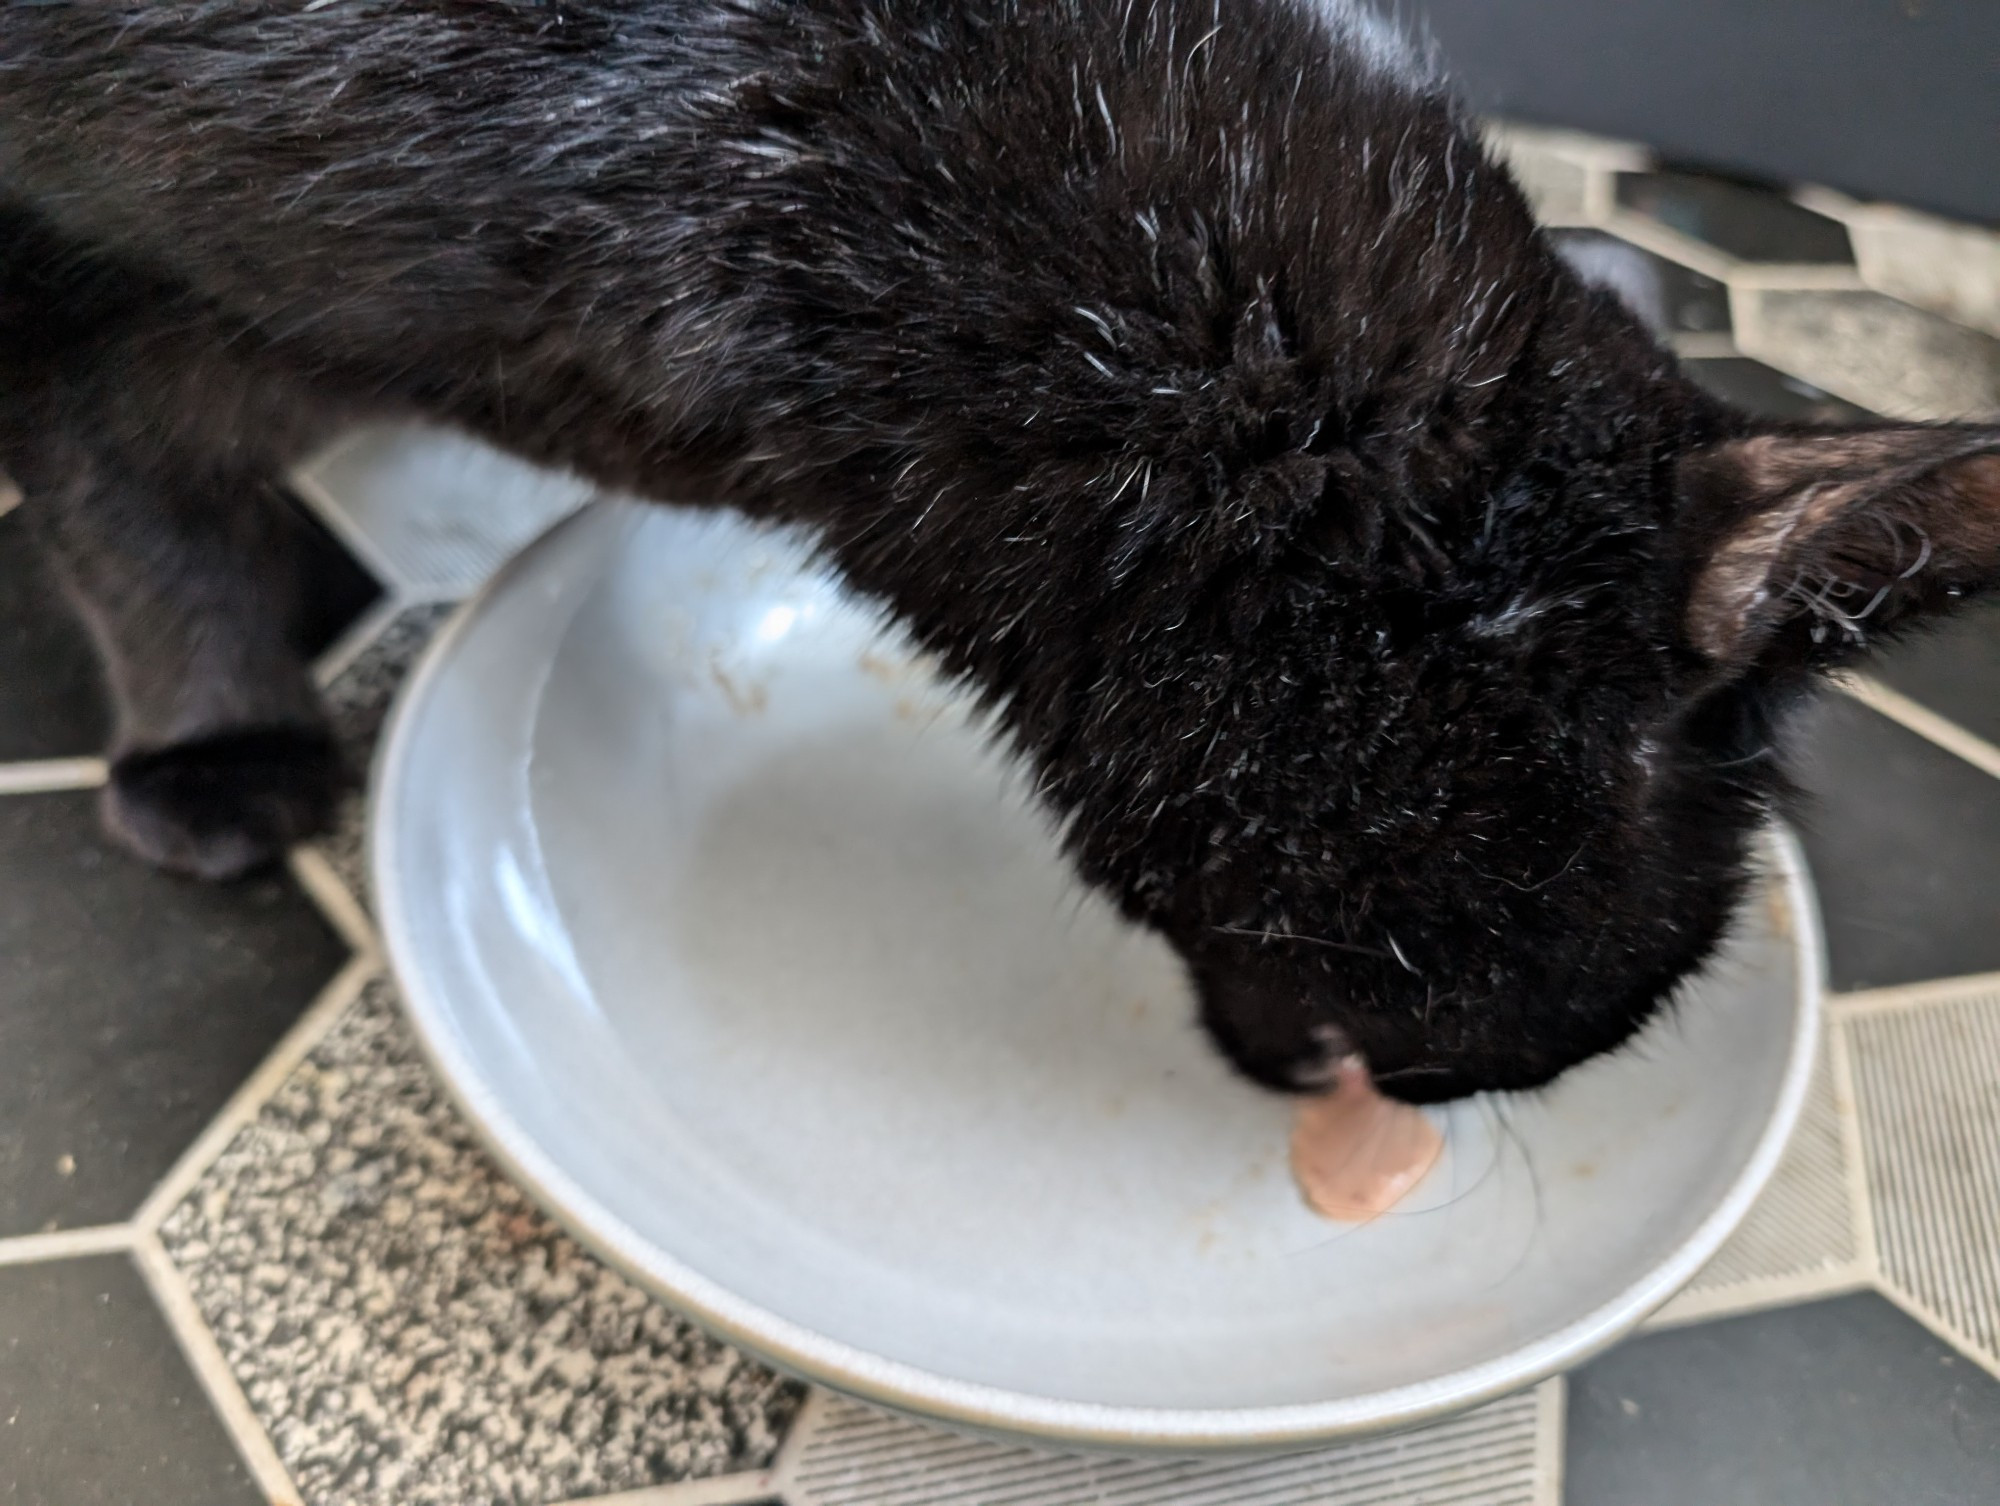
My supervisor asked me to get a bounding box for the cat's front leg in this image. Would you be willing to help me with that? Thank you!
[14,432,346,879]
[0,213,358,878]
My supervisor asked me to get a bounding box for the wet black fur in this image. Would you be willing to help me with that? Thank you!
[2,0,1997,1099]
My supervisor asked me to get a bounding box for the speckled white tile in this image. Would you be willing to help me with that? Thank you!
[159,978,805,1506]
[324,601,459,773]
[315,601,458,912]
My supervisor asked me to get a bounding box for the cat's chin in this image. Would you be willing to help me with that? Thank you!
[1193,963,1354,1094]
[103,725,347,880]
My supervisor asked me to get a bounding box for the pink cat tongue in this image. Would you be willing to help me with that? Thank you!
[1289,1058,1443,1221]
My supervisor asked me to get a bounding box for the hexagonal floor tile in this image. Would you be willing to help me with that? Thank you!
[1868,600,2000,752]
[1735,288,2000,421]
[776,1386,1553,1506]
[1567,1292,2000,1505]
[1483,121,1646,228]
[1549,229,1731,336]
[0,1253,265,1506]
[1483,124,1594,226]
[1679,356,1871,423]
[295,424,595,602]
[1825,196,2000,341]
[1846,981,2000,1367]
[1789,694,2000,992]
[1616,171,1853,264]
[0,790,350,1234]
[159,976,804,1506]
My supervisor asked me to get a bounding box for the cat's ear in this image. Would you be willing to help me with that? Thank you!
[1679,422,2000,670]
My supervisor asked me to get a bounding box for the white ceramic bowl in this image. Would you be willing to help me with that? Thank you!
[373,499,1823,1452]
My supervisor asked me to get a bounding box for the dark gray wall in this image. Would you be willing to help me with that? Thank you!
[1410,0,1999,224]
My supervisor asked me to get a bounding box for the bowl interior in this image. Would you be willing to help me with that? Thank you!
[376,500,1818,1445]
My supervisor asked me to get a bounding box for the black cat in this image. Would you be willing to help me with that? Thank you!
[2,0,1995,1101]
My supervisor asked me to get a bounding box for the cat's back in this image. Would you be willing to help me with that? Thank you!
[665,0,1557,452]
[0,0,1580,505]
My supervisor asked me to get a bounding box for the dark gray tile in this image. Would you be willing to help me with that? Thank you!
[1567,1292,2000,1506]
[1788,695,2000,992]
[0,791,349,1234]
[1683,357,1873,425]
[0,1254,264,1506]
[284,489,383,663]
[1418,1,2000,227]
[1550,229,1731,335]
[1616,170,1853,263]
[0,509,109,762]
[1869,601,2000,752]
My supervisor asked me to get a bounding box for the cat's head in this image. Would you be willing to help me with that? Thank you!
[755,0,2000,1103]
[1147,316,2000,1104]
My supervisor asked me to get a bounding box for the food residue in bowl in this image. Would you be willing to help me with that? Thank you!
[708,654,769,715]
[1290,1058,1443,1221]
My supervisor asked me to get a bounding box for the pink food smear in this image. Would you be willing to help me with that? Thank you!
[1290,1058,1444,1222]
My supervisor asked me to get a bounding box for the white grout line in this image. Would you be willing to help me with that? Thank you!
[1643,1263,1874,1332]
[134,955,374,1234]
[1532,208,1601,232]
[548,1470,781,1506]
[1575,163,1618,228]
[0,757,108,795]
[399,582,475,608]
[1830,968,2000,1020]
[1486,120,1652,172]
[287,461,412,601]
[287,845,379,958]
[1790,183,1871,223]
[1596,208,1740,282]
[1724,263,1870,292]
[1667,332,1739,361]
[312,592,408,689]
[131,1231,304,1506]
[1828,1015,1883,1285]
[1835,672,2000,784]
[764,1386,834,1495]
[0,1223,133,1267]
[1871,1280,2000,1384]
[1530,1375,1566,1506]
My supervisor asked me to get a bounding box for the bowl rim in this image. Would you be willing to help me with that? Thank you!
[370,500,1826,1453]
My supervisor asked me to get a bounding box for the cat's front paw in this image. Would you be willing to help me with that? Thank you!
[103,726,346,880]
